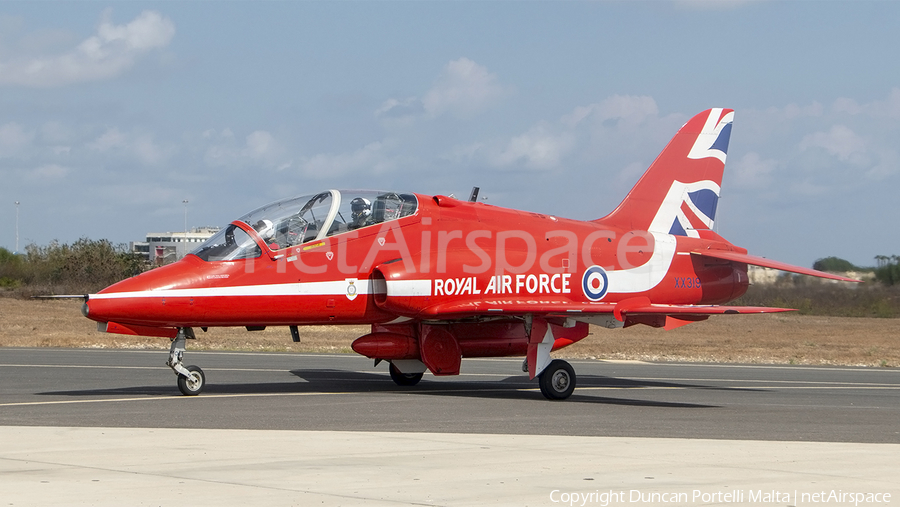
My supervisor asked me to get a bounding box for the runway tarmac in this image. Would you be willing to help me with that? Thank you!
[2,348,899,506]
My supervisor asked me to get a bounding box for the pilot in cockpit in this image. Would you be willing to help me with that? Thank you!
[253,219,279,249]
[350,197,373,229]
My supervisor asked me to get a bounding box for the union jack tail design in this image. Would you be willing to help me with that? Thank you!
[598,108,733,237]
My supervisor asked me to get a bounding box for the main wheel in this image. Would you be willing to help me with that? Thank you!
[177,365,206,396]
[389,363,424,386]
[538,360,576,400]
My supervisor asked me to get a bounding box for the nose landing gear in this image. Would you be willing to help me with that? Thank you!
[167,328,206,396]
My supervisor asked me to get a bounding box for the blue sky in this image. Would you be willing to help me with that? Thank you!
[1,1,898,268]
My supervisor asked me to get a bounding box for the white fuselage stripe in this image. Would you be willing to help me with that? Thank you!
[386,279,432,297]
[90,279,433,300]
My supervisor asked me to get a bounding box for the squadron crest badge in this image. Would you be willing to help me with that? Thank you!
[345,278,359,301]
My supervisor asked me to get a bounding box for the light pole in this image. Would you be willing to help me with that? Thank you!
[14,201,19,254]
[182,200,189,234]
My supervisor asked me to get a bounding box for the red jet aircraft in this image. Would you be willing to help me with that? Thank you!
[82,108,857,400]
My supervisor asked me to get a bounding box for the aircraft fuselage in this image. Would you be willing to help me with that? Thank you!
[84,193,749,332]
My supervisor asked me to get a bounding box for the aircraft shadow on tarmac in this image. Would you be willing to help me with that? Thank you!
[37,368,761,408]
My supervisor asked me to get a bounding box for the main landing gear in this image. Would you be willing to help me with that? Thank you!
[538,359,576,400]
[167,327,206,396]
[389,363,424,386]
[386,356,575,400]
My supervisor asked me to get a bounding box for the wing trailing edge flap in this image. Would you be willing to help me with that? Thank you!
[691,250,861,283]
[421,297,796,331]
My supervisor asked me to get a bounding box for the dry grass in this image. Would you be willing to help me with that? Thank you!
[1,298,898,367]
[0,298,363,353]
[564,314,900,367]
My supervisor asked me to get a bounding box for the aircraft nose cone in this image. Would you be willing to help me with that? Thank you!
[84,256,206,327]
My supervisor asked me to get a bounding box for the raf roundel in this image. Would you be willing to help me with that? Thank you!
[581,266,609,301]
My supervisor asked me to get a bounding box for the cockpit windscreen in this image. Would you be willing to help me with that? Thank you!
[191,190,417,261]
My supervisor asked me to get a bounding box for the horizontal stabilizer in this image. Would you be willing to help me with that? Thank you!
[692,250,861,283]
[614,304,795,315]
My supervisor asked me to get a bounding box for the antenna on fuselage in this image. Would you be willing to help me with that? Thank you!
[468,187,480,202]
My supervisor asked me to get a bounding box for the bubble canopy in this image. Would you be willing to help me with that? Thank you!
[191,190,418,262]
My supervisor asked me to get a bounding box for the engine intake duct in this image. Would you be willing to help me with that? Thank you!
[371,265,431,317]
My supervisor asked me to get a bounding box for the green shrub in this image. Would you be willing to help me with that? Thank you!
[812,256,863,272]
[733,283,900,318]
[2,239,145,296]
[875,255,900,286]
[0,247,26,289]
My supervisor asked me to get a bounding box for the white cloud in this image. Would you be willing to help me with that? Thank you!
[466,95,667,174]
[422,57,506,118]
[756,102,824,122]
[441,142,484,166]
[792,178,830,197]
[94,9,174,51]
[132,134,169,166]
[489,126,575,171]
[865,149,900,180]
[25,163,70,183]
[730,152,778,189]
[563,95,659,127]
[832,97,862,116]
[244,131,276,158]
[39,121,75,146]
[0,10,174,88]
[375,97,426,120]
[88,127,127,152]
[0,122,33,157]
[832,87,900,119]
[674,0,760,10]
[202,128,234,141]
[885,88,900,119]
[203,129,288,170]
[88,127,171,166]
[782,102,824,120]
[300,141,398,178]
[378,58,507,121]
[799,125,867,163]
[736,91,900,202]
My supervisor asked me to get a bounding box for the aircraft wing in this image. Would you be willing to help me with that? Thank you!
[691,250,861,283]
[421,300,792,316]
[419,297,794,330]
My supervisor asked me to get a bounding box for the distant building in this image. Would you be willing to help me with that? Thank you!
[131,227,220,265]
[747,265,781,285]
[131,241,150,260]
[747,265,873,286]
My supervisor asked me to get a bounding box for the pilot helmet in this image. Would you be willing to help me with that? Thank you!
[350,197,371,222]
[253,219,275,240]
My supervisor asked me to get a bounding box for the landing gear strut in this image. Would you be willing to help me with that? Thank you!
[538,359,576,400]
[167,327,206,396]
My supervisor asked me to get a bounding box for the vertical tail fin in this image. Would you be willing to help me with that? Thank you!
[598,108,734,238]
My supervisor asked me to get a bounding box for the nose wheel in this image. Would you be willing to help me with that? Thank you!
[167,328,206,396]
[176,365,206,395]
